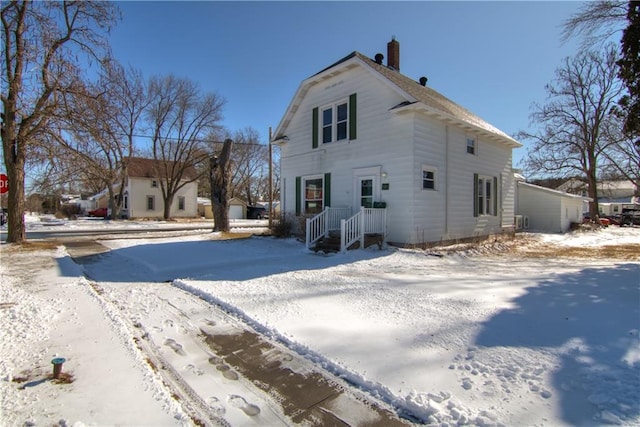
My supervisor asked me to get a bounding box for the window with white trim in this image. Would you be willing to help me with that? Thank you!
[151,180,158,188]
[476,175,494,216]
[466,137,476,155]
[146,195,155,211]
[303,175,324,214]
[321,99,349,144]
[422,166,437,190]
[178,196,185,211]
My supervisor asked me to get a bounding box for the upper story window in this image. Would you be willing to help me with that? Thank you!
[312,93,357,149]
[466,137,476,155]
[422,166,437,190]
[321,99,349,144]
[151,179,158,188]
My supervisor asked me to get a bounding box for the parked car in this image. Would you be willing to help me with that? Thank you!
[246,205,267,219]
[620,209,640,226]
[88,207,109,218]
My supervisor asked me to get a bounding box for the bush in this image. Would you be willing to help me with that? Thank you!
[58,204,81,219]
[271,213,297,238]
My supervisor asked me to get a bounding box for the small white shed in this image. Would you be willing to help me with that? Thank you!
[516,181,590,233]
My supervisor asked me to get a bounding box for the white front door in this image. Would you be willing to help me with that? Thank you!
[352,166,381,211]
[357,176,375,208]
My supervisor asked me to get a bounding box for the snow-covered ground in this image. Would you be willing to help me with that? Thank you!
[1,218,639,426]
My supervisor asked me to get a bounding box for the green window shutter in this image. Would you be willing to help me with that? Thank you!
[295,176,301,215]
[324,173,331,207]
[493,176,498,216]
[473,173,479,217]
[312,107,319,149]
[349,93,357,140]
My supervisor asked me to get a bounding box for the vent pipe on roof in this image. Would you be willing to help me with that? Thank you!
[419,76,428,86]
[387,36,400,71]
[374,53,384,65]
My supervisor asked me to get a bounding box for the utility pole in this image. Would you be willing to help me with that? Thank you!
[268,127,273,229]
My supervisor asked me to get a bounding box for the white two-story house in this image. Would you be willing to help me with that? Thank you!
[272,39,522,247]
[120,157,198,219]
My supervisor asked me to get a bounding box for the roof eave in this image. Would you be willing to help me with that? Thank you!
[272,54,414,141]
[390,102,522,149]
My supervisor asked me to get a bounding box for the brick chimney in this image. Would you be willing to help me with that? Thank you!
[387,37,400,71]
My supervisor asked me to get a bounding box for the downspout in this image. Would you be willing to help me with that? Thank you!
[444,125,449,236]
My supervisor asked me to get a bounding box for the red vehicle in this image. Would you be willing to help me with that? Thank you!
[88,207,109,218]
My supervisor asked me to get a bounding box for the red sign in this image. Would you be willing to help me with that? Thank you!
[0,174,7,194]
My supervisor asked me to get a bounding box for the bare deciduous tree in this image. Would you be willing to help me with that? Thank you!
[562,0,629,45]
[1,0,119,242]
[147,75,225,219]
[54,61,148,219]
[210,138,233,232]
[519,46,624,219]
[227,127,269,206]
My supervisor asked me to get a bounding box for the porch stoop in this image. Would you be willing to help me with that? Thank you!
[312,232,385,253]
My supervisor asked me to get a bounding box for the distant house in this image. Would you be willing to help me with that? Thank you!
[556,178,639,217]
[272,38,521,247]
[95,157,198,219]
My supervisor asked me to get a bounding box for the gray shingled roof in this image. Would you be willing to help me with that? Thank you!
[311,51,517,145]
[126,157,198,181]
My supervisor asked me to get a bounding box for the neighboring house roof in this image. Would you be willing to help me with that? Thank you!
[556,179,639,196]
[273,50,521,148]
[126,157,198,181]
[519,181,592,201]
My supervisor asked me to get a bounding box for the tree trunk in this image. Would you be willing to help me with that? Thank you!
[210,139,233,232]
[5,154,26,243]
[163,194,174,220]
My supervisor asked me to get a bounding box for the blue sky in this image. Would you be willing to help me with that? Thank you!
[108,1,590,168]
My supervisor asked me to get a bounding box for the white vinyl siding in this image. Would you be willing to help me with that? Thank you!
[126,177,198,219]
[278,61,516,245]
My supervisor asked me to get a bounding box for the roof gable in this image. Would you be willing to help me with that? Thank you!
[126,157,198,181]
[273,50,521,148]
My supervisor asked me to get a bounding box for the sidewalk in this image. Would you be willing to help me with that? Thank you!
[65,240,413,426]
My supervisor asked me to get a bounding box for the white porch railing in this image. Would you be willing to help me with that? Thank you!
[307,206,387,252]
[340,207,387,252]
[305,206,351,249]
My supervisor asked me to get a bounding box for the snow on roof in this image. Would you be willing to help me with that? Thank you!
[518,181,593,201]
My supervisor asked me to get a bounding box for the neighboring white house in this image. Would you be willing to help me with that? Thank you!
[272,39,521,246]
[516,181,590,233]
[119,157,198,219]
[556,178,639,218]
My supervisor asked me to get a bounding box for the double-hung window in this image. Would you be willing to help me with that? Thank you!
[422,166,437,190]
[466,137,476,155]
[295,173,331,215]
[321,100,349,144]
[178,196,185,211]
[474,174,497,216]
[303,176,324,214]
[147,195,155,211]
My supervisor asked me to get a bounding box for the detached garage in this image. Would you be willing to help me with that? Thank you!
[516,181,590,233]
[197,197,247,219]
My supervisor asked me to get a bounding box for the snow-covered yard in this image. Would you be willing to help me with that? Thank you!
[1,222,639,426]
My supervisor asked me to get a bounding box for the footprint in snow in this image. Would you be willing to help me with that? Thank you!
[204,319,217,326]
[207,396,226,416]
[216,364,239,380]
[164,338,185,355]
[227,395,260,416]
